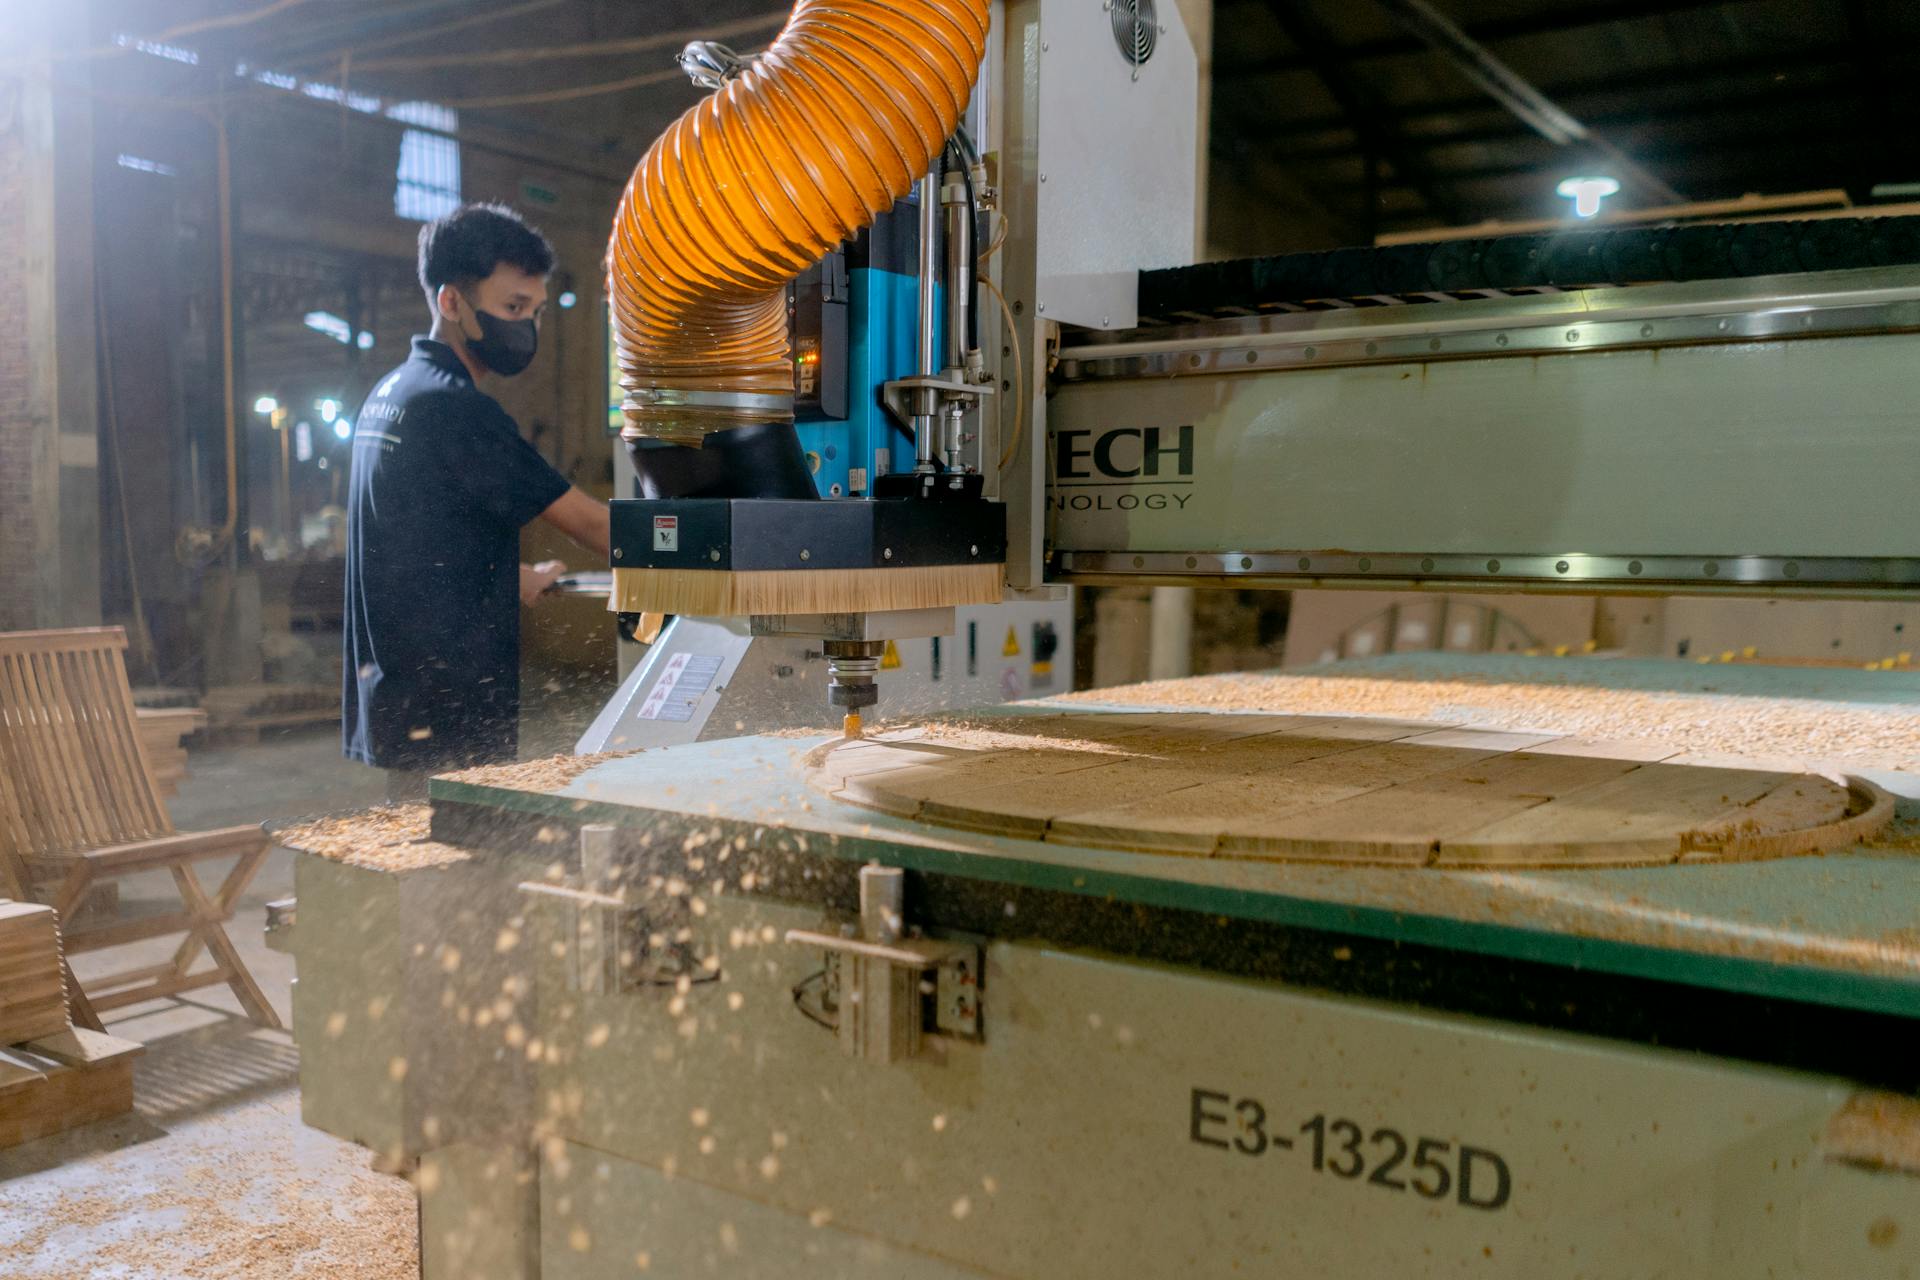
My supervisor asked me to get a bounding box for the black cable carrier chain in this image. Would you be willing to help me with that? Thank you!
[1137,214,1920,325]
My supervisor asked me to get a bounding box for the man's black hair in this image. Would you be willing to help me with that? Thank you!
[417,202,556,300]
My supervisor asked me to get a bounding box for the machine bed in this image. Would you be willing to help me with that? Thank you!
[430,656,1920,1064]
[290,655,1920,1277]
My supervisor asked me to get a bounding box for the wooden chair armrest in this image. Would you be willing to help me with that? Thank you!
[23,825,271,876]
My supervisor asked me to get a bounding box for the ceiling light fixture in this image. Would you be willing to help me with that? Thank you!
[1556,175,1620,219]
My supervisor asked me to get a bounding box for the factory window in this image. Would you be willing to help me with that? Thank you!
[389,102,461,222]
[112,33,198,65]
[303,311,354,345]
[115,154,177,178]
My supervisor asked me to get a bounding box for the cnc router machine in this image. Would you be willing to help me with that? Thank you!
[284,1,1920,1276]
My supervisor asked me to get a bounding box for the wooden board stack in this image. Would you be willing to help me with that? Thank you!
[0,900,69,1045]
[201,682,339,745]
[0,1027,144,1150]
[136,705,207,802]
[0,899,142,1150]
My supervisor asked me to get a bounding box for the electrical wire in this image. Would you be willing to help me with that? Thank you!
[348,9,789,72]
[950,123,978,167]
[148,0,314,43]
[431,64,697,110]
[981,274,1025,471]
[282,0,566,71]
[17,0,314,68]
[978,210,1009,263]
[946,141,980,354]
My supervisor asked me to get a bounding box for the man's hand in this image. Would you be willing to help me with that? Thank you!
[520,559,568,605]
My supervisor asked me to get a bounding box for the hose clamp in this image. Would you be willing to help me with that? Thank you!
[678,41,755,89]
[624,389,794,414]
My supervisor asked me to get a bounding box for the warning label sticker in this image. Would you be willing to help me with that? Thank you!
[637,652,723,722]
[653,515,679,552]
[1002,626,1021,657]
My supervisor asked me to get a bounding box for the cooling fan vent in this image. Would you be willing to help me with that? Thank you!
[1109,0,1157,70]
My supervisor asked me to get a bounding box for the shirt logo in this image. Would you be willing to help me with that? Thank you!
[377,371,403,398]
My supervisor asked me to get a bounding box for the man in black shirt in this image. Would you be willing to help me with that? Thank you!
[344,203,609,798]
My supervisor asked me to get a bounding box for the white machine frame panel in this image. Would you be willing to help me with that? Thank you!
[527,890,1914,1279]
[1045,328,1920,589]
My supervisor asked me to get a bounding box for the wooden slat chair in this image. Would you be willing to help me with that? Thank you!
[0,627,281,1030]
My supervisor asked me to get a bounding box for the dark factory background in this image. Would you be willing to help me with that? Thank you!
[4,0,1918,712]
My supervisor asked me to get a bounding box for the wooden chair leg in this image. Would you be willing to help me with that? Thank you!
[50,862,93,921]
[0,850,27,900]
[168,865,214,977]
[47,863,104,1031]
[201,921,282,1030]
[171,846,266,975]
[169,858,282,1031]
[64,962,106,1031]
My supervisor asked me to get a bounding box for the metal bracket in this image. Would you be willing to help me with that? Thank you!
[264,897,296,955]
[785,866,982,1062]
[520,825,718,995]
[879,373,996,433]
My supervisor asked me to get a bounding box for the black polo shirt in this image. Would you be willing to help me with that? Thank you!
[342,337,570,770]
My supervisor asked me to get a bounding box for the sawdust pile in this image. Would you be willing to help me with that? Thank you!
[1823,1092,1920,1177]
[276,805,469,872]
[904,719,1159,757]
[1055,671,1920,773]
[0,1098,416,1279]
[441,749,640,794]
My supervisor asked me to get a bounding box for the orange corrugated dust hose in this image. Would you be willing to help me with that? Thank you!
[608,0,990,447]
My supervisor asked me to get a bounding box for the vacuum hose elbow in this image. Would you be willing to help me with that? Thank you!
[609,0,991,447]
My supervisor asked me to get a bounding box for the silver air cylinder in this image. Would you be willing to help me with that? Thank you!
[913,170,940,473]
[941,164,974,473]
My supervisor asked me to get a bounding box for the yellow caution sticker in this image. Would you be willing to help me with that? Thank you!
[880,639,902,671]
[1003,626,1021,657]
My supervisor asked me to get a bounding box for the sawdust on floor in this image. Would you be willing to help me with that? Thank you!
[0,1094,416,1280]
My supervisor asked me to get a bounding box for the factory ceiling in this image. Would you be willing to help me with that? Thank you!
[1213,0,1920,240]
[91,0,1920,245]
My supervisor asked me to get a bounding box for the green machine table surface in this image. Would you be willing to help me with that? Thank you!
[432,655,1920,1023]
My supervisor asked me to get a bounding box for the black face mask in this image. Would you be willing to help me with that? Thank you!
[457,294,539,377]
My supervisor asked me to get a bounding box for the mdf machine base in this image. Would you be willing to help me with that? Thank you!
[284,660,1920,1279]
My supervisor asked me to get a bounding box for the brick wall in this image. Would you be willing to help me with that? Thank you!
[0,115,34,632]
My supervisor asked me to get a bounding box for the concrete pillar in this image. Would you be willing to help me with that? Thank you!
[1148,586,1195,680]
[1091,588,1153,689]
[0,1,99,631]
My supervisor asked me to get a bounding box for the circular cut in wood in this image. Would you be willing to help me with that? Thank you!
[807,712,1897,867]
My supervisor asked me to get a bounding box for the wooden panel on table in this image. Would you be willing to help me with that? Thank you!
[1256,749,1643,864]
[1440,762,1789,866]
[1047,727,1433,852]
